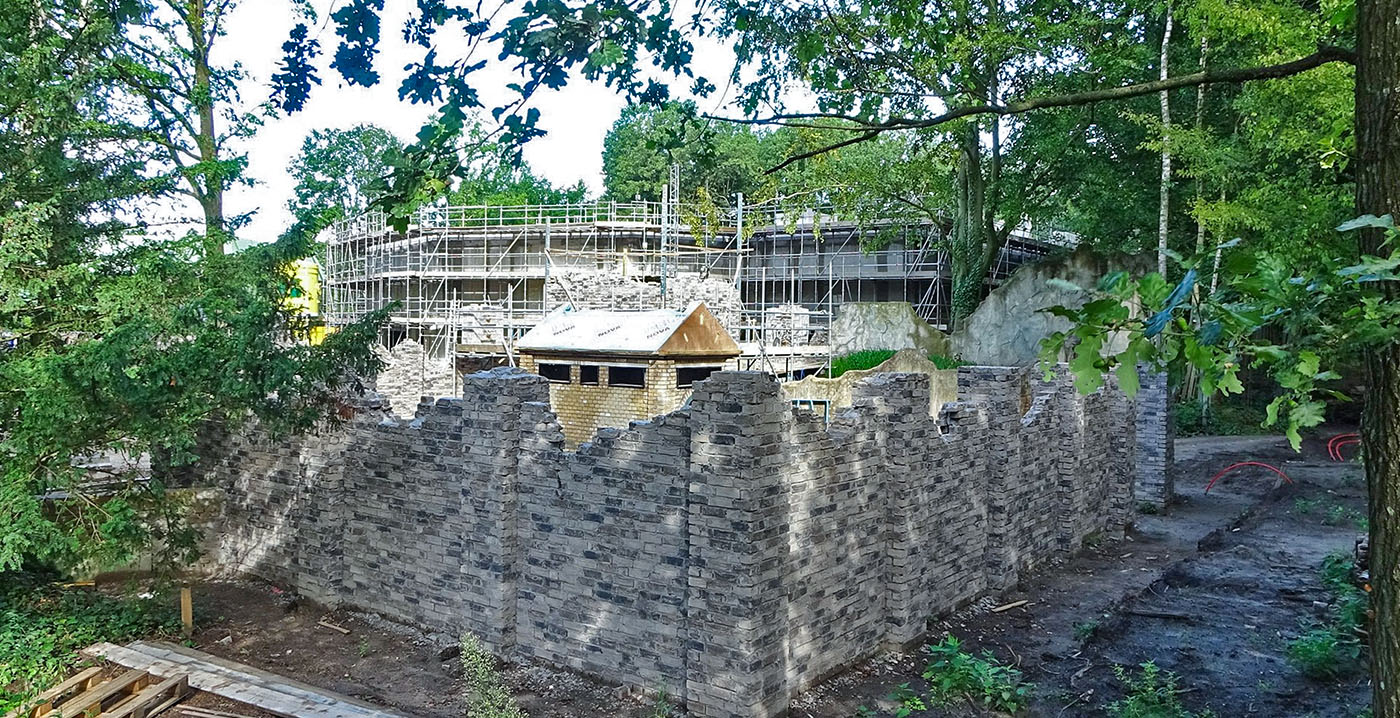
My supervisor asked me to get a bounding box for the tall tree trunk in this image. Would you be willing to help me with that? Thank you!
[1156,4,1173,276]
[188,0,223,256]
[1184,34,1209,404]
[950,124,987,327]
[1356,0,1400,712]
[1192,36,1208,263]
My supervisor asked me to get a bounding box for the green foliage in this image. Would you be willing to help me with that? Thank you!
[1288,628,1360,679]
[889,682,927,717]
[278,0,1363,331]
[1173,395,1272,437]
[921,636,1032,714]
[0,570,180,713]
[1074,620,1100,641]
[647,687,674,718]
[460,632,526,718]
[602,101,777,204]
[110,0,258,253]
[828,350,966,378]
[1106,662,1213,718]
[446,121,589,209]
[1287,553,1367,680]
[1041,218,1400,450]
[1325,504,1364,527]
[288,125,404,235]
[0,0,387,573]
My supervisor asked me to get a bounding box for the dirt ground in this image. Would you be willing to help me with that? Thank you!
[794,432,1372,718]
[177,431,1370,718]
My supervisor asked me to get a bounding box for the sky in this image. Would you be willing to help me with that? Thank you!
[219,1,740,243]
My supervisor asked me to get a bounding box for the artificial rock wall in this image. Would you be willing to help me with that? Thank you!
[209,366,1152,718]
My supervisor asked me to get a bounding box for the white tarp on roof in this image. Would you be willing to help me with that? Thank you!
[517,302,705,355]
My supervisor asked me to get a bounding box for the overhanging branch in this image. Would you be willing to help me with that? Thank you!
[760,46,1355,173]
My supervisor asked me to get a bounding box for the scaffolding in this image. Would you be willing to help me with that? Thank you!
[324,197,1070,373]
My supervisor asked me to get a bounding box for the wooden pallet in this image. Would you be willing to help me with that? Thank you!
[3,667,190,718]
[86,642,411,718]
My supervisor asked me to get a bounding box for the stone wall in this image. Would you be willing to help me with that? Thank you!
[829,302,954,357]
[1133,368,1175,506]
[372,340,459,419]
[208,365,1156,717]
[949,247,1151,366]
[546,269,744,331]
[781,348,958,418]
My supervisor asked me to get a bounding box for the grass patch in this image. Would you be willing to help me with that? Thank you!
[828,350,966,378]
[0,569,179,713]
[1292,498,1365,530]
[1106,662,1214,718]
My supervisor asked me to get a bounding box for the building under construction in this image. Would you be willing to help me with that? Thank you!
[322,197,1069,375]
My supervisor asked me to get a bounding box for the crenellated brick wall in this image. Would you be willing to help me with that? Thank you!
[206,365,1162,717]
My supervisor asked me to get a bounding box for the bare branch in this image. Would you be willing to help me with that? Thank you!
[749,47,1354,173]
[768,129,882,173]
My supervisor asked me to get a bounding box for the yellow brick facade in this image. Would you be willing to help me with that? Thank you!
[519,354,736,447]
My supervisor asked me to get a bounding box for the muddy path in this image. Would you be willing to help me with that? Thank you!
[793,433,1371,717]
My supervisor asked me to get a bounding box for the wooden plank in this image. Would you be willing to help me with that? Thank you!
[1,667,104,718]
[175,707,259,718]
[85,643,409,718]
[53,669,147,718]
[101,676,189,718]
[179,589,193,639]
[316,620,350,635]
[136,643,400,715]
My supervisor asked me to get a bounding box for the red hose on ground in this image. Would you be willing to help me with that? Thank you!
[1204,461,1293,494]
[1329,433,1360,461]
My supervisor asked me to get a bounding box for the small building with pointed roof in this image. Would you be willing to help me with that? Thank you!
[516,302,740,446]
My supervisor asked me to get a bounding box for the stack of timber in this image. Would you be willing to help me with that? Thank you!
[85,642,408,718]
[2,666,190,718]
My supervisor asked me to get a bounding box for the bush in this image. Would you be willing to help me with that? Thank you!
[1173,395,1273,437]
[1106,662,1212,718]
[921,636,1032,713]
[828,350,966,378]
[460,632,526,718]
[0,570,179,713]
[1287,628,1360,679]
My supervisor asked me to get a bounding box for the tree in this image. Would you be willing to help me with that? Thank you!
[1158,3,1175,276]
[287,124,403,234]
[281,0,1394,709]
[445,122,588,207]
[0,0,384,573]
[601,101,775,205]
[106,0,257,255]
